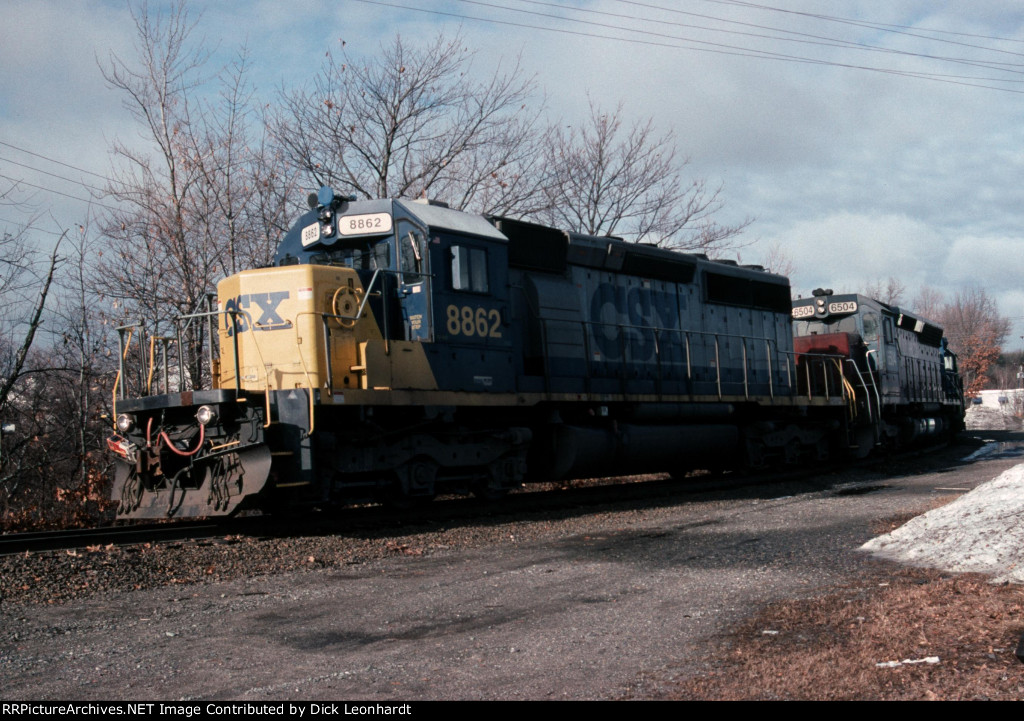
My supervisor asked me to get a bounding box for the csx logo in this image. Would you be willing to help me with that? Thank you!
[589,282,685,362]
[222,291,290,336]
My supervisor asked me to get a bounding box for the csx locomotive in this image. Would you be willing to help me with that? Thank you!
[107,188,964,519]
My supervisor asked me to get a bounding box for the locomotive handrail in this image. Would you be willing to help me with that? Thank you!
[145,335,175,396]
[864,349,883,410]
[345,267,395,355]
[714,335,723,399]
[844,357,878,428]
[112,323,142,429]
[554,316,798,401]
[334,268,383,326]
[783,345,864,407]
[525,308,861,406]
[175,308,247,394]
[173,307,273,428]
[113,322,143,401]
[685,334,693,382]
[170,294,222,392]
[291,309,363,435]
[316,310,381,397]
[862,351,883,428]
[741,340,749,400]
[321,313,338,397]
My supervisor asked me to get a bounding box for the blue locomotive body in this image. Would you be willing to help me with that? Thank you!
[108,191,951,519]
[792,291,964,452]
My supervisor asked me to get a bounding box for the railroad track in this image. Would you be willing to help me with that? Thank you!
[0,471,784,556]
[0,439,973,557]
[0,520,227,556]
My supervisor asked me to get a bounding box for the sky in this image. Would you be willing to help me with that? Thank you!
[3,0,1024,346]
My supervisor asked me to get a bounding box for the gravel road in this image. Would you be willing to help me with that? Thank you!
[3,432,1020,700]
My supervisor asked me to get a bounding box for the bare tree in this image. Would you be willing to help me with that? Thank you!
[758,240,796,277]
[0,184,62,419]
[97,1,291,389]
[97,0,212,389]
[912,286,945,322]
[537,100,751,250]
[0,185,66,526]
[50,221,116,488]
[864,276,906,306]
[989,351,1024,392]
[1,220,119,530]
[187,47,295,275]
[0,237,60,417]
[271,33,547,214]
[906,286,1008,396]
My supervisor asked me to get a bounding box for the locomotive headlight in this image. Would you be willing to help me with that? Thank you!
[196,405,218,426]
[318,208,334,237]
[115,413,135,433]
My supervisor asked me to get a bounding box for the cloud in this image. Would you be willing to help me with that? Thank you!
[0,1,132,140]
[758,211,943,297]
[3,0,1024,344]
[943,235,1024,286]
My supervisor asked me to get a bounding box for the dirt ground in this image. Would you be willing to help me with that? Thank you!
[661,567,1024,700]
[5,412,1023,701]
[658,410,1024,701]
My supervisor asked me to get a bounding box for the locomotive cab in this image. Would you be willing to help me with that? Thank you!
[265,193,514,395]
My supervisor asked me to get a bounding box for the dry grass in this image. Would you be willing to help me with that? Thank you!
[666,568,1024,700]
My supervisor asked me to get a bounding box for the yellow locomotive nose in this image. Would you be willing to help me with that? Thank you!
[216,265,383,395]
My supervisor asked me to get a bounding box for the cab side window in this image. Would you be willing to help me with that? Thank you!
[862,312,879,343]
[451,245,488,293]
[399,228,426,284]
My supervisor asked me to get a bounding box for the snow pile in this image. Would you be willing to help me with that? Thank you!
[861,464,1024,584]
[965,404,1022,431]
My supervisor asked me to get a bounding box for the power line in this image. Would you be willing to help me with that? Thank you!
[606,0,1024,71]
[0,173,122,214]
[0,155,109,197]
[348,0,1024,94]
[0,140,110,181]
[478,0,1024,82]
[708,0,1024,48]
[0,140,124,213]
[0,216,69,237]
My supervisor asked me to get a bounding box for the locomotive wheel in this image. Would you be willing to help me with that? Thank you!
[471,481,508,502]
[471,466,510,502]
[850,426,876,459]
[472,453,524,501]
[381,459,437,510]
[381,487,436,511]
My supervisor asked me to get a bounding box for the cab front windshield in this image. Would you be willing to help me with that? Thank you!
[309,238,391,270]
[793,315,860,337]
